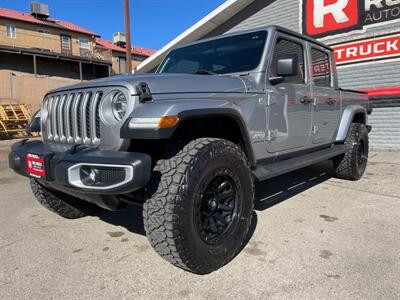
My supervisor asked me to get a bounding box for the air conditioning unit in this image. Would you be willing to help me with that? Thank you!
[113,32,126,45]
[30,2,50,19]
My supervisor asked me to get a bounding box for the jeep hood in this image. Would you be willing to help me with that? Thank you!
[47,73,248,95]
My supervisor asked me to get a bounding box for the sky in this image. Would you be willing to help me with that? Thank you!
[0,0,225,50]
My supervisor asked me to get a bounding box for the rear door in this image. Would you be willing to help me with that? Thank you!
[266,34,313,153]
[309,46,340,144]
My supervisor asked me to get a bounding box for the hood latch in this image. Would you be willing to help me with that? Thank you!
[136,82,153,102]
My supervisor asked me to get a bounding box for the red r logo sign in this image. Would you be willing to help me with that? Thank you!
[303,0,360,37]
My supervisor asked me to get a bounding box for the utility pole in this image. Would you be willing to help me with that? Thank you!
[124,0,132,74]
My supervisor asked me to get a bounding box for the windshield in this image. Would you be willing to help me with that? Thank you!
[157,31,267,75]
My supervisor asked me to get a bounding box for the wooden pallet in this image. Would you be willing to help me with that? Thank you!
[0,104,32,137]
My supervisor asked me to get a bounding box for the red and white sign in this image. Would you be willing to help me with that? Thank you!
[26,153,46,178]
[303,0,400,38]
[332,34,400,64]
[303,0,359,37]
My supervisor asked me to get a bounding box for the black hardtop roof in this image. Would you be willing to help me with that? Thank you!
[171,25,333,52]
[272,25,333,51]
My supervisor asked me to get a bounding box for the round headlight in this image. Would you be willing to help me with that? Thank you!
[111,92,128,121]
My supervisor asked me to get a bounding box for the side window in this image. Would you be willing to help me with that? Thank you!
[311,48,331,87]
[270,38,305,84]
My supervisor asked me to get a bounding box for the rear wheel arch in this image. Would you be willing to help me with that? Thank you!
[336,105,367,142]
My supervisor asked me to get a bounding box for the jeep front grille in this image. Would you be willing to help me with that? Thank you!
[44,91,103,146]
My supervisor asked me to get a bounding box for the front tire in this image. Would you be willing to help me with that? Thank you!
[333,122,369,180]
[143,138,254,274]
[30,179,101,219]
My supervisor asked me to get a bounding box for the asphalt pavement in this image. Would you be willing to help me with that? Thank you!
[0,139,399,300]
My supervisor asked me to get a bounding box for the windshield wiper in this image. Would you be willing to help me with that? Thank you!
[195,69,217,75]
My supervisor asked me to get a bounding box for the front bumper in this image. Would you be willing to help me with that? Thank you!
[9,140,151,196]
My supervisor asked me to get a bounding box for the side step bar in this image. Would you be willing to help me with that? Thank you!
[252,145,346,182]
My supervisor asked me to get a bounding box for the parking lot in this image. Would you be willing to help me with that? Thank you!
[0,139,399,300]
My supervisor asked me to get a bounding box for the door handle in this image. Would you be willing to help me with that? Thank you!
[326,98,336,105]
[300,96,313,104]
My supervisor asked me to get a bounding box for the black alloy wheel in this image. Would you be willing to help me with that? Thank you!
[195,169,240,245]
[356,139,367,168]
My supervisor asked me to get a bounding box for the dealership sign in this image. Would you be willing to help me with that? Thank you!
[303,0,400,38]
[332,34,400,64]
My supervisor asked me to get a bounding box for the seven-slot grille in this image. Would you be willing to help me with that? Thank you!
[44,91,103,145]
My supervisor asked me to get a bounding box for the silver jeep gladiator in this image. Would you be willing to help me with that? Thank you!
[9,26,371,274]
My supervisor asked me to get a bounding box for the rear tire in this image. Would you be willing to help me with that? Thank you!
[333,122,369,180]
[30,179,101,219]
[143,138,254,274]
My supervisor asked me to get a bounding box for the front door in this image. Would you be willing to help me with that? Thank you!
[310,46,341,144]
[266,35,313,153]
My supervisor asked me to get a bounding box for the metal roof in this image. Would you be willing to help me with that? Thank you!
[136,0,256,73]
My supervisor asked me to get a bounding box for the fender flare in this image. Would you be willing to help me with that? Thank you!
[121,107,256,167]
[336,105,367,142]
[178,108,255,166]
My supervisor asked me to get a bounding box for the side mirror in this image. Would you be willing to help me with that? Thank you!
[276,53,299,77]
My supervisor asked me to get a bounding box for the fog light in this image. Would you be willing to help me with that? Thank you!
[80,167,100,186]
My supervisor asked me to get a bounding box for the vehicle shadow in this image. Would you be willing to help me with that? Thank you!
[254,160,333,211]
[96,203,146,236]
[95,160,334,239]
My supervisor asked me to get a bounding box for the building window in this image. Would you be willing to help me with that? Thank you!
[78,37,90,49]
[6,24,16,38]
[61,35,71,50]
[78,37,90,56]
[270,38,305,84]
[38,29,50,35]
[311,48,331,88]
[119,57,126,74]
[133,56,145,62]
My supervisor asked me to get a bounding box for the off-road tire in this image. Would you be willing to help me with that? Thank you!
[143,138,254,274]
[333,122,369,180]
[30,179,101,219]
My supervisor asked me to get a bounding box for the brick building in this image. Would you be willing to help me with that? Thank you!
[138,0,400,150]
[0,3,155,112]
[96,38,156,74]
[0,6,109,80]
